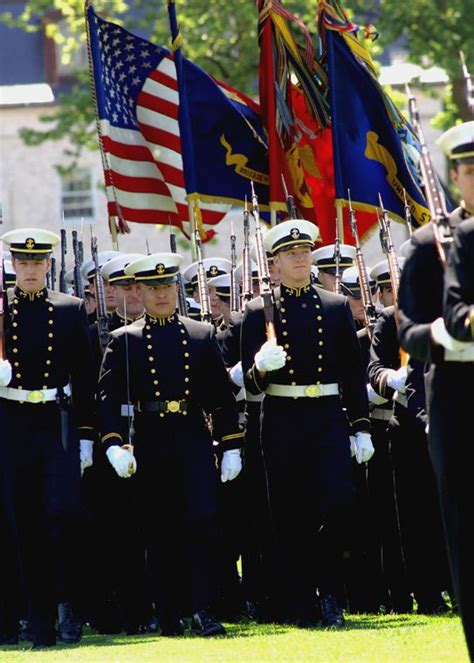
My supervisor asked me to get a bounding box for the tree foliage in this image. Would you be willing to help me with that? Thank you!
[2,0,472,157]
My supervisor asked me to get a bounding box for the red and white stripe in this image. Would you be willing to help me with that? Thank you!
[102,53,229,231]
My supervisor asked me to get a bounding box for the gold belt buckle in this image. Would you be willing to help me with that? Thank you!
[27,390,45,404]
[167,400,180,413]
[305,384,321,398]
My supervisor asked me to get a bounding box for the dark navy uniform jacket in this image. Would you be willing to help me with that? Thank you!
[240,284,370,433]
[443,216,474,341]
[398,208,468,363]
[368,306,400,401]
[5,286,95,436]
[98,313,243,451]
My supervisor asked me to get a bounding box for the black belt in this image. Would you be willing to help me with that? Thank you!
[135,399,189,415]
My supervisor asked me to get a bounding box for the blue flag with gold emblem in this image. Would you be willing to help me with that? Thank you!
[325,26,430,226]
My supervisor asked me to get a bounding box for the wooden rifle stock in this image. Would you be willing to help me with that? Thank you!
[251,182,275,341]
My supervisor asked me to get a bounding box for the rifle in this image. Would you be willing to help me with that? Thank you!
[403,189,413,237]
[348,191,377,338]
[50,257,57,291]
[169,226,188,316]
[72,230,85,299]
[122,295,136,476]
[406,84,452,266]
[91,234,110,352]
[0,239,7,362]
[333,217,342,295]
[229,220,239,314]
[250,182,276,341]
[194,230,212,324]
[377,194,402,311]
[241,198,254,309]
[460,50,474,116]
[281,175,298,219]
[59,228,68,293]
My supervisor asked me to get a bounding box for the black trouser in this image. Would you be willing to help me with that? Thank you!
[2,400,82,641]
[388,402,451,607]
[134,412,220,624]
[428,363,474,660]
[260,396,354,621]
[366,417,412,612]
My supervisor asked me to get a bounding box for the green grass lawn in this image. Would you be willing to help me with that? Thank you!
[0,615,468,663]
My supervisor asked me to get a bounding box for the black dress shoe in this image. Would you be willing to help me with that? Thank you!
[417,598,451,615]
[191,610,226,637]
[57,602,83,644]
[320,594,346,629]
[160,619,186,637]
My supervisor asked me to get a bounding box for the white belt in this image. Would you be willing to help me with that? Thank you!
[121,404,134,417]
[235,387,245,402]
[370,407,393,421]
[0,384,71,404]
[245,391,264,403]
[394,391,407,408]
[445,346,474,362]
[266,383,339,398]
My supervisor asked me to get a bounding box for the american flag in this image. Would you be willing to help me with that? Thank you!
[87,5,231,236]
[86,4,270,238]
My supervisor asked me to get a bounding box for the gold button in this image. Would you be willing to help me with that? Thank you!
[318,354,323,359]
[12,335,17,340]
[289,369,294,374]
[281,319,287,324]
[183,411,187,416]
[48,320,53,325]
[185,389,190,395]
[48,333,53,338]
[146,325,151,330]
[13,309,18,315]
[12,348,18,353]
[180,329,185,334]
[287,356,292,361]
[13,299,18,305]
[153,380,159,385]
[316,305,321,309]
[155,391,160,397]
[48,346,53,351]
[46,360,51,365]
[318,341,323,346]
[151,368,156,374]
[185,364,190,370]
[48,307,54,312]
[18,386,23,390]
[291,381,296,386]
[159,412,165,418]
[284,343,290,349]
[14,362,19,367]
[282,331,288,336]
[317,380,321,385]
[184,377,189,382]
[280,297,285,302]
[318,328,323,333]
[148,356,154,362]
[146,334,152,339]
[184,352,190,358]
[44,373,49,378]
[12,322,18,327]
[317,316,322,321]
[281,307,286,313]
[147,344,152,350]
[182,340,188,345]
[42,385,48,389]
[317,367,322,373]
[16,373,21,379]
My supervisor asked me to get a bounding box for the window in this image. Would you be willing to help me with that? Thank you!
[60,167,96,223]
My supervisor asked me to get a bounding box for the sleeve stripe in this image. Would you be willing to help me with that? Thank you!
[222,432,245,441]
[351,417,370,426]
[101,432,123,444]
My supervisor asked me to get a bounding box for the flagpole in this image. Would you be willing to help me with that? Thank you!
[188,200,198,261]
[336,200,344,242]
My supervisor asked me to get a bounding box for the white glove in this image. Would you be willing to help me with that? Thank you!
[254,338,287,373]
[229,361,244,388]
[354,432,375,464]
[430,317,473,352]
[80,439,94,476]
[106,445,137,479]
[349,436,357,457]
[0,359,12,387]
[367,383,388,405]
[386,366,407,393]
[221,449,242,483]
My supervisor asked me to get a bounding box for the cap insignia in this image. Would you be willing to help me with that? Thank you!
[26,238,35,249]
[290,228,300,239]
